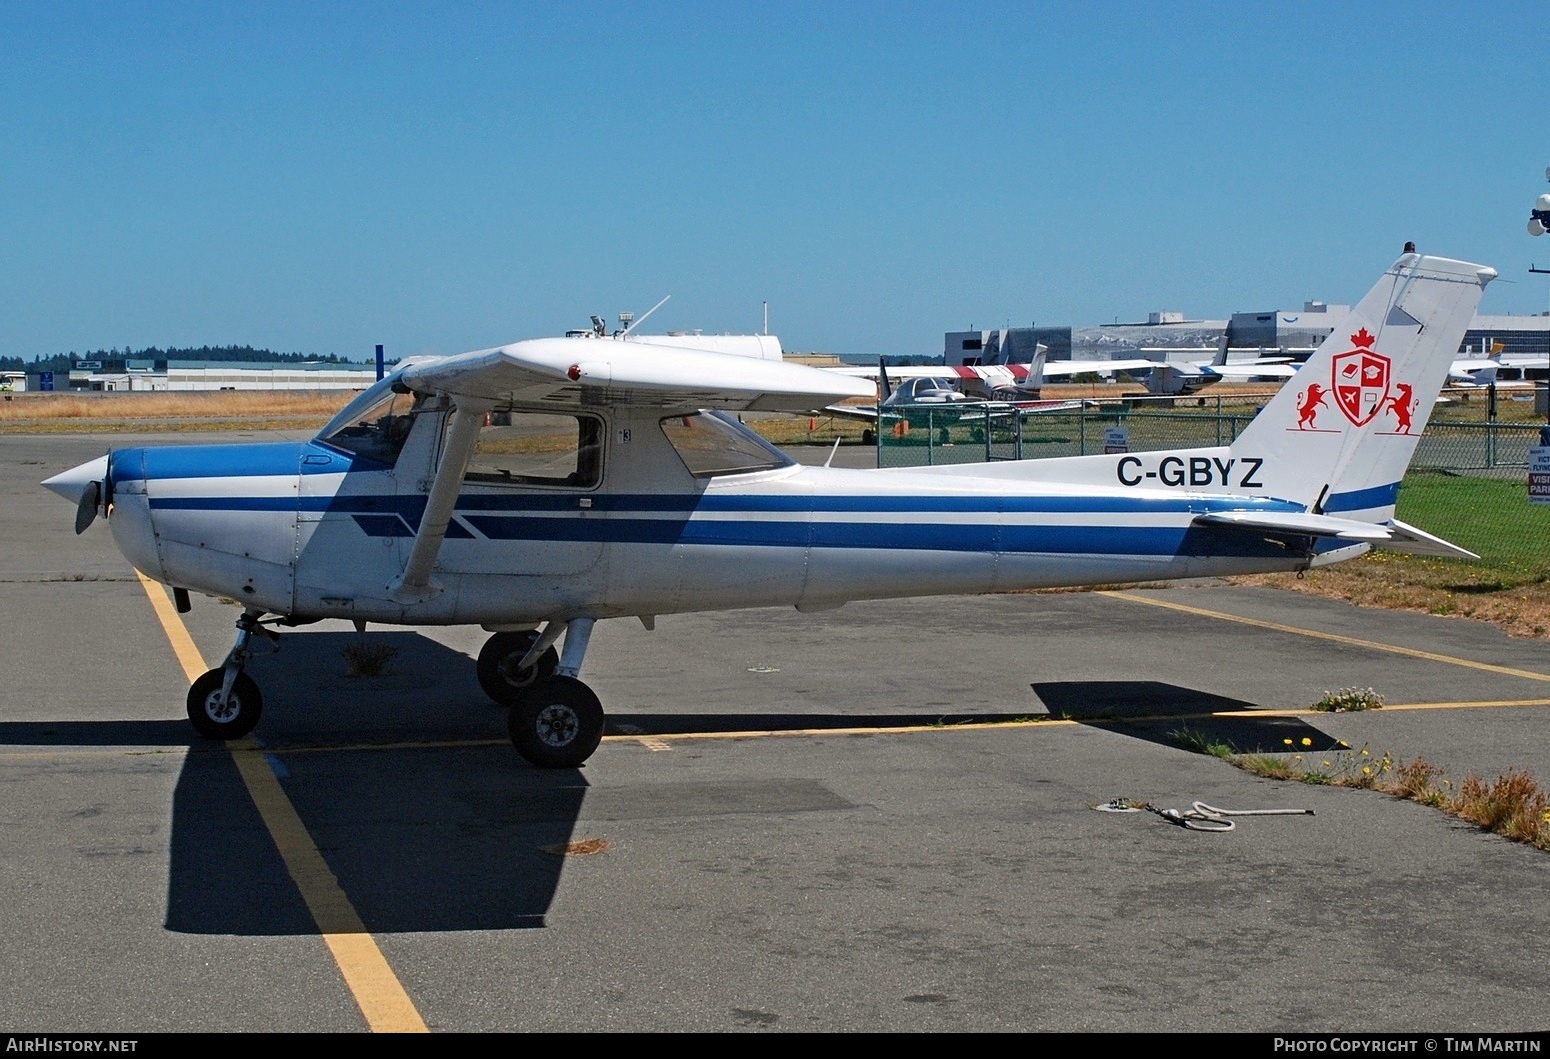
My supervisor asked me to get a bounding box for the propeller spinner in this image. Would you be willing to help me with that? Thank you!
[41,454,111,534]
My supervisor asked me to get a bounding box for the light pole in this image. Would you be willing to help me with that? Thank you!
[1528,167,1550,444]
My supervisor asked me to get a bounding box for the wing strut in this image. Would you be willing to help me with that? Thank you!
[388,398,494,603]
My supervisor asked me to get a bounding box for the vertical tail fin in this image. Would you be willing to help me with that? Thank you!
[1230,252,1495,521]
[1022,344,1048,395]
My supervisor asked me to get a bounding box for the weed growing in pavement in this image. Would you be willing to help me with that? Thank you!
[1166,726,1235,759]
[1197,736,1550,852]
[1310,687,1385,712]
[1452,770,1549,845]
[342,641,399,678]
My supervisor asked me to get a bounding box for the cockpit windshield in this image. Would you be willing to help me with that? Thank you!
[316,375,423,466]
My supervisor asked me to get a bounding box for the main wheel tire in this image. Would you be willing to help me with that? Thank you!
[186,669,263,740]
[508,676,604,769]
[477,631,559,705]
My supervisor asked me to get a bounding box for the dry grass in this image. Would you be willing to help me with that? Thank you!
[1182,728,1550,852]
[1310,752,1549,851]
[0,389,353,432]
[1228,561,1550,640]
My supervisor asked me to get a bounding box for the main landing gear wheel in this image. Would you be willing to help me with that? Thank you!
[477,630,560,705]
[508,676,604,769]
[187,669,263,740]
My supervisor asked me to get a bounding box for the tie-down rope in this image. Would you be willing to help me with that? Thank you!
[1093,798,1315,832]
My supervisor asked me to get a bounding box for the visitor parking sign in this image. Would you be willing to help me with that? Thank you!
[1530,446,1550,505]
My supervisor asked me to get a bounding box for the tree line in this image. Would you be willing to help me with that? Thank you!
[0,346,371,375]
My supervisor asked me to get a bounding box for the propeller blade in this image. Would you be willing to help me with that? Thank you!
[74,480,100,534]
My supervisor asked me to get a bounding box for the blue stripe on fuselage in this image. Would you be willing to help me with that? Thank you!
[120,440,1346,559]
[110,441,365,485]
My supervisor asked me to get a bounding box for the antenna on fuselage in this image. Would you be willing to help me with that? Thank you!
[620,295,671,337]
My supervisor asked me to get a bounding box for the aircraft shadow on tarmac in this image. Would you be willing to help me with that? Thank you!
[4,634,1350,937]
[163,630,578,935]
[150,630,1031,938]
[1031,679,1348,755]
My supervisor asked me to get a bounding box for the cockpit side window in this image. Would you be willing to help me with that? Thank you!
[465,410,604,488]
[318,384,424,466]
[659,411,792,478]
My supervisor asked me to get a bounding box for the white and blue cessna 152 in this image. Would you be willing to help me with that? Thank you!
[43,250,1493,769]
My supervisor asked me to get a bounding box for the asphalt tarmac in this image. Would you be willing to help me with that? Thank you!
[2,432,1548,1036]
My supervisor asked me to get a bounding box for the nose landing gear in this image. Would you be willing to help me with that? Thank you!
[186,609,279,741]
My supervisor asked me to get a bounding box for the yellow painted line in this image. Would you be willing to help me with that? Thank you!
[602,719,1075,742]
[1365,698,1550,711]
[135,574,427,1034]
[135,571,208,683]
[1218,699,1550,715]
[1102,589,1550,684]
[227,737,427,1033]
[13,696,1550,767]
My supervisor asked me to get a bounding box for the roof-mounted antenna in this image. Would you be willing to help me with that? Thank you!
[620,295,671,337]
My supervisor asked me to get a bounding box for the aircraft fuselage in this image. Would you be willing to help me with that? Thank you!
[104,403,1324,630]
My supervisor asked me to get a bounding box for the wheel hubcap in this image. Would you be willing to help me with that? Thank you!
[204,693,237,723]
[534,704,578,747]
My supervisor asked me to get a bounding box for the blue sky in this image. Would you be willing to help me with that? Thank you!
[4,1,1549,360]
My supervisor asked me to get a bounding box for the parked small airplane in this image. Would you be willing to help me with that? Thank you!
[43,249,1493,769]
[1137,344,1300,394]
[820,356,1085,440]
[843,342,1294,399]
[832,348,1155,400]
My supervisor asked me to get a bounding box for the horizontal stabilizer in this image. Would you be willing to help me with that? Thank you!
[1379,519,1479,560]
[1193,510,1393,541]
[1193,511,1478,559]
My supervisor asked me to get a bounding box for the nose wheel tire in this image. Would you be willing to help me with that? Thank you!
[508,676,604,768]
[477,630,561,705]
[187,669,263,740]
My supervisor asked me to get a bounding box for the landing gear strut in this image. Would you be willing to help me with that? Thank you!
[186,608,278,740]
[484,618,605,768]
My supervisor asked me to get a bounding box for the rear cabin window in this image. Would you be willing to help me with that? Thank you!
[465,411,603,488]
[659,411,792,478]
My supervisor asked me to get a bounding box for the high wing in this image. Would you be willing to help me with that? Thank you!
[403,335,871,412]
[1194,359,1300,380]
[388,336,872,601]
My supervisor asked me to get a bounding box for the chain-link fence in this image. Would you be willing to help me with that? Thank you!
[873,386,1550,576]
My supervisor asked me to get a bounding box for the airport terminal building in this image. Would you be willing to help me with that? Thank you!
[32,358,381,392]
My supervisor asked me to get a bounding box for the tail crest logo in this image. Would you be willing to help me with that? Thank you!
[1331,328,1391,427]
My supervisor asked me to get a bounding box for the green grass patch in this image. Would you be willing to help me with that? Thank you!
[1394,470,1550,579]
